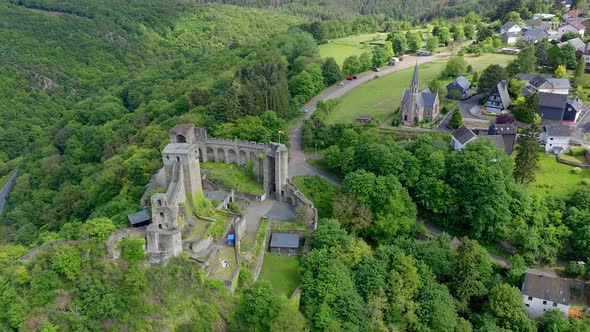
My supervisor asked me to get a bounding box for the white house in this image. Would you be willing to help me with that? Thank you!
[501,22,523,34]
[558,22,586,38]
[451,126,477,151]
[522,272,570,319]
[541,124,571,153]
[533,13,556,20]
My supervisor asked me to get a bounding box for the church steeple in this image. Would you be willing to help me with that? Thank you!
[410,62,419,94]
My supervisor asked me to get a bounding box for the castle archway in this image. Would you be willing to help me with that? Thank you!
[197,148,204,162]
[206,147,215,161]
[239,150,247,166]
[176,135,186,143]
[217,148,226,163]
[228,149,237,164]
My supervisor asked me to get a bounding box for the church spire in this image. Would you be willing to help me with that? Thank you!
[410,61,419,94]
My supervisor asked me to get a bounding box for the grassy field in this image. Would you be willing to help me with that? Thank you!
[528,154,590,198]
[208,247,238,280]
[259,253,301,298]
[292,175,337,218]
[319,33,388,66]
[202,162,264,195]
[325,53,516,124]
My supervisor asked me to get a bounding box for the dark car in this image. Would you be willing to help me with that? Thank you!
[352,75,358,79]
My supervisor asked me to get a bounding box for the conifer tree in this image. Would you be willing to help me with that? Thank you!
[514,121,541,184]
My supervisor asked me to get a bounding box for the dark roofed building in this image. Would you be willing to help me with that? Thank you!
[486,123,517,155]
[484,80,512,114]
[563,96,584,124]
[522,272,571,318]
[269,232,300,255]
[128,209,151,228]
[451,125,477,150]
[539,92,568,124]
[524,28,550,42]
[446,76,471,99]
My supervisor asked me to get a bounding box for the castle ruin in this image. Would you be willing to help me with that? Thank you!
[145,124,289,260]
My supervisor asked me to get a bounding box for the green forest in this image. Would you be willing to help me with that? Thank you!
[1,0,590,330]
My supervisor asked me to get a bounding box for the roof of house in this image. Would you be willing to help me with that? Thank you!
[567,9,583,18]
[446,76,471,90]
[570,21,586,30]
[452,125,477,145]
[524,28,550,39]
[539,92,568,108]
[543,124,572,136]
[503,31,523,38]
[566,96,584,111]
[494,80,512,108]
[502,21,520,31]
[269,232,300,248]
[538,78,572,91]
[557,37,586,50]
[489,123,517,135]
[128,210,150,226]
[522,272,571,305]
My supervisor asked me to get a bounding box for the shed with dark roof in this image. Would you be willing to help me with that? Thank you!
[269,232,300,255]
[128,210,151,228]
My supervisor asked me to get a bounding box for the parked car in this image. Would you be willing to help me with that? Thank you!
[373,67,381,72]
[390,57,400,63]
[352,75,358,79]
[417,51,431,56]
[346,76,354,80]
[300,108,309,113]
[338,81,345,86]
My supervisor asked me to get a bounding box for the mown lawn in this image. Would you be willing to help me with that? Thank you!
[326,53,516,124]
[202,162,264,195]
[292,175,337,218]
[528,154,590,198]
[208,247,238,281]
[259,253,301,298]
[318,33,388,66]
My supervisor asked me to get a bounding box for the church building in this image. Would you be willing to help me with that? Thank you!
[400,64,440,125]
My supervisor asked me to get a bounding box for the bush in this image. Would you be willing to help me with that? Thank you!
[572,167,582,175]
[119,238,147,264]
[582,178,590,185]
[569,148,587,156]
[565,261,585,277]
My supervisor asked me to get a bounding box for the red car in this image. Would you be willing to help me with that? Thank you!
[346,76,354,80]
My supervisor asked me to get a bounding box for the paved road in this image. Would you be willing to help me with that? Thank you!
[288,52,452,183]
[0,171,17,216]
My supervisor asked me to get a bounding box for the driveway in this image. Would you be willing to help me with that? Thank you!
[289,52,452,182]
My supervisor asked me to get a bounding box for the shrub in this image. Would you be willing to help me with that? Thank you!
[119,238,147,264]
[569,147,587,156]
[565,261,585,277]
[204,219,227,239]
[582,178,590,185]
[572,167,582,175]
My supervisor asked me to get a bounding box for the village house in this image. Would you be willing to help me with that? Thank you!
[523,75,571,95]
[541,124,572,153]
[563,9,583,21]
[522,272,570,319]
[446,76,471,99]
[400,64,440,125]
[556,37,587,52]
[524,19,557,31]
[451,125,477,151]
[524,28,550,43]
[502,31,523,44]
[451,124,516,154]
[501,21,523,34]
[533,13,556,20]
[484,80,511,114]
[558,21,586,38]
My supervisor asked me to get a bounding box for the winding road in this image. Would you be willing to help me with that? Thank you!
[288,52,451,184]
